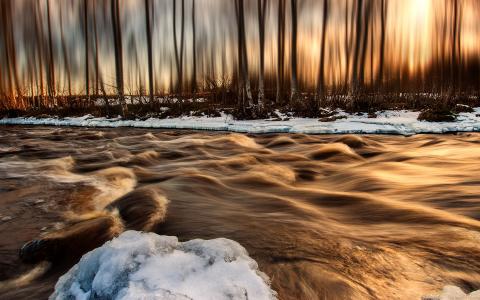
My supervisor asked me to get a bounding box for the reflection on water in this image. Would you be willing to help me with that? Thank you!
[0,127,480,299]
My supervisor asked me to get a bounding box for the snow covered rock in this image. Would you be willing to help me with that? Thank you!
[423,285,480,300]
[50,231,277,300]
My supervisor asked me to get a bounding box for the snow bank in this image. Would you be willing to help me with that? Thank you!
[423,285,480,300]
[50,231,276,300]
[2,108,480,136]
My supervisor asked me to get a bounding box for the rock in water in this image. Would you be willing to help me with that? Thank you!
[50,231,277,300]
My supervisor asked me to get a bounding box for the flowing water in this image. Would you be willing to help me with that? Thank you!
[0,126,479,300]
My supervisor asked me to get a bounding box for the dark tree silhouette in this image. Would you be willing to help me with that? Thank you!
[257,0,268,106]
[173,0,185,94]
[377,0,387,87]
[316,0,329,102]
[276,0,286,104]
[46,0,56,100]
[111,0,126,115]
[84,0,90,101]
[145,0,154,103]
[192,0,197,95]
[290,0,298,102]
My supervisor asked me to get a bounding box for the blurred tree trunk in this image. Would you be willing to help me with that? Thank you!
[173,0,185,94]
[46,0,56,102]
[290,0,298,103]
[59,5,72,98]
[344,0,351,90]
[257,0,267,107]
[376,0,387,88]
[1,0,22,105]
[316,0,329,103]
[276,0,286,104]
[450,0,459,95]
[192,0,197,95]
[34,2,45,107]
[351,0,363,96]
[111,0,126,116]
[145,0,154,103]
[235,0,253,108]
[358,0,372,90]
[93,0,100,97]
[84,0,90,101]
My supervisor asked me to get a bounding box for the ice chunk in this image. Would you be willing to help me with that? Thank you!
[50,231,277,300]
[423,285,480,300]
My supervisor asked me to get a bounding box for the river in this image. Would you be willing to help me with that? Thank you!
[0,126,479,299]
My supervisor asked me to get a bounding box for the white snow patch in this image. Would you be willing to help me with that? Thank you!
[423,285,480,300]
[2,108,480,136]
[50,231,277,300]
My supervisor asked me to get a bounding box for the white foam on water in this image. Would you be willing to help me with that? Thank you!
[50,231,277,300]
[2,108,480,135]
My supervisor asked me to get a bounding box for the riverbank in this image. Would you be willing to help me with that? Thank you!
[1,108,480,135]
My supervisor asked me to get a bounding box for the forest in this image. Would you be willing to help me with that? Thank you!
[0,0,479,119]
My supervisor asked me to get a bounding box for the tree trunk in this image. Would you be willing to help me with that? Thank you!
[344,0,350,90]
[84,0,90,102]
[257,0,267,107]
[358,0,372,89]
[93,0,100,97]
[451,0,458,95]
[46,0,56,101]
[172,0,185,94]
[192,0,197,95]
[235,0,253,108]
[316,0,329,103]
[351,0,363,96]
[145,0,154,103]
[59,5,72,98]
[111,0,126,116]
[376,0,387,88]
[290,0,298,103]
[276,0,286,104]
[1,0,21,104]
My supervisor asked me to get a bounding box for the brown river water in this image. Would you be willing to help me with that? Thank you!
[0,126,479,300]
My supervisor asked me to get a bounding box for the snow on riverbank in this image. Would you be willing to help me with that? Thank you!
[2,108,480,135]
[50,231,276,300]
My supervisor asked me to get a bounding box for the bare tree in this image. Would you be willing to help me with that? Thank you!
[173,0,185,94]
[451,0,459,94]
[316,0,329,102]
[235,0,253,108]
[376,0,387,87]
[257,0,268,107]
[59,4,72,97]
[145,0,154,103]
[111,0,126,115]
[358,0,373,89]
[192,0,197,95]
[84,0,90,101]
[46,0,56,100]
[290,0,298,102]
[344,0,352,89]
[34,1,45,106]
[1,0,21,104]
[93,0,100,96]
[276,0,286,104]
[351,0,363,96]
